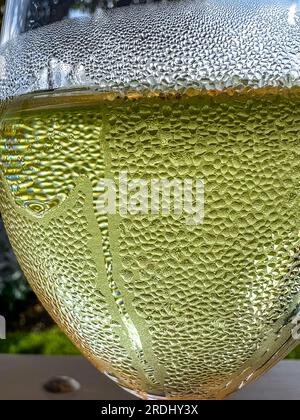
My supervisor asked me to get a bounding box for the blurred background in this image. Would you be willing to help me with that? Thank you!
[0,0,299,359]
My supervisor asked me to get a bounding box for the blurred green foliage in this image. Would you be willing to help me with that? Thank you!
[286,347,300,360]
[0,327,79,355]
[0,219,32,314]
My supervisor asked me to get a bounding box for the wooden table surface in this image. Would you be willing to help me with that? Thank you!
[0,355,299,400]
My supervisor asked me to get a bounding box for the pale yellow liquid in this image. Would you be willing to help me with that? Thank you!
[1,88,300,399]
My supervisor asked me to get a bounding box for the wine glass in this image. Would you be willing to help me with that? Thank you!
[1,0,300,400]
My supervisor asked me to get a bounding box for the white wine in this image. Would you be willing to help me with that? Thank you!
[1,88,300,399]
